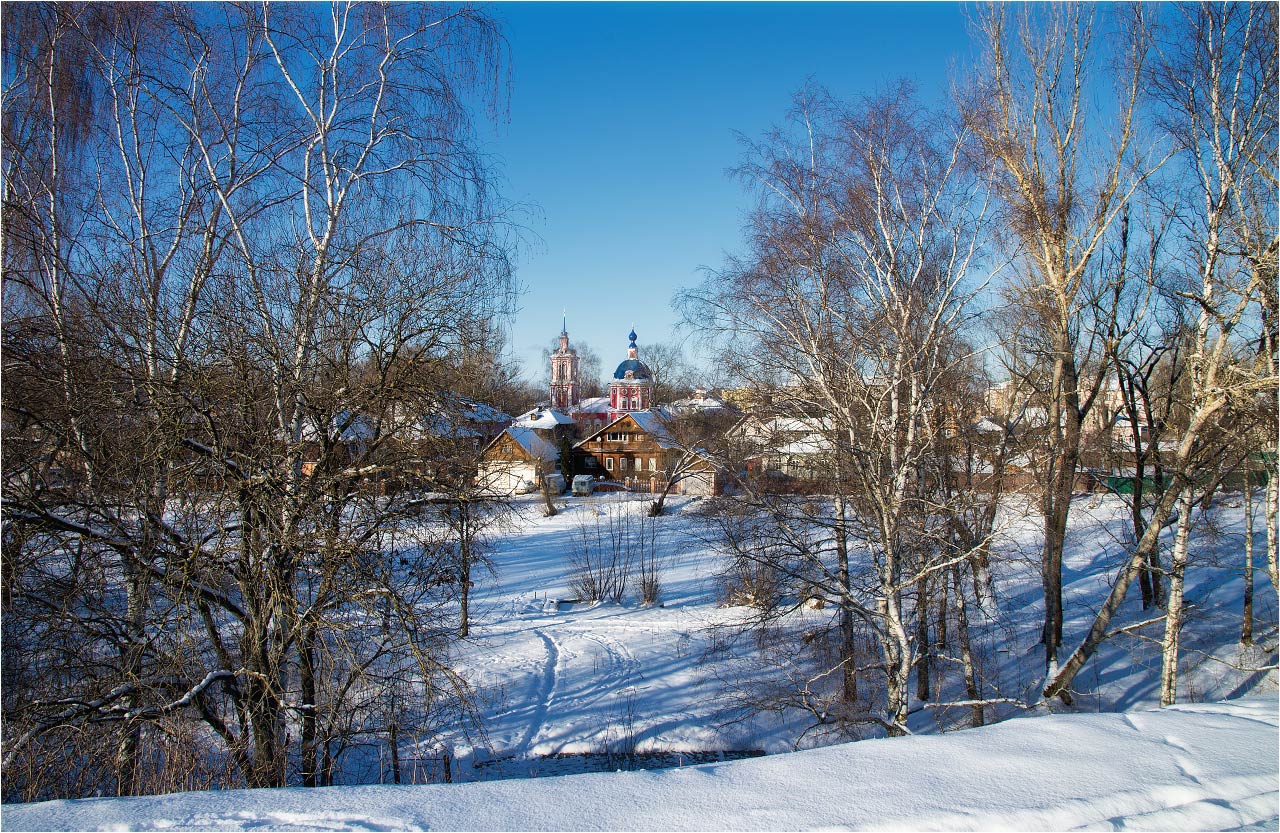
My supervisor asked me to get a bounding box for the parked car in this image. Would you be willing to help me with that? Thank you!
[571,474,595,496]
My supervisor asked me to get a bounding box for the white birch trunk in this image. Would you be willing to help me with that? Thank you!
[1242,472,1254,645]
[1267,472,1278,594]
[1160,487,1194,707]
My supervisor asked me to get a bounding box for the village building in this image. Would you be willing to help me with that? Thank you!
[510,405,578,445]
[728,414,834,482]
[574,410,721,496]
[411,395,513,445]
[478,425,562,495]
[664,387,735,418]
[550,325,660,434]
[607,329,654,419]
[296,396,513,483]
[548,320,580,411]
[568,396,612,435]
[518,323,733,496]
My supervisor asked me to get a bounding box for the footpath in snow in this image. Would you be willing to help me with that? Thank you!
[431,492,1278,773]
[6,696,1277,832]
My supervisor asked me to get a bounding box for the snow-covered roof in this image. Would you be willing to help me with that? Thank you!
[574,409,678,450]
[973,416,1008,434]
[572,397,612,415]
[666,390,737,415]
[408,395,512,440]
[486,426,559,463]
[450,396,512,424]
[412,415,481,439]
[297,410,379,444]
[731,414,833,439]
[626,410,677,447]
[512,407,577,430]
[770,434,832,456]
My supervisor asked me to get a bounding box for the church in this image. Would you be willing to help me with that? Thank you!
[550,323,656,433]
[553,324,722,495]
[479,322,725,496]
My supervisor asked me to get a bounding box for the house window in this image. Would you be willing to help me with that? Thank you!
[619,457,628,471]
[605,457,614,471]
[649,457,657,471]
[608,432,624,441]
[586,456,597,468]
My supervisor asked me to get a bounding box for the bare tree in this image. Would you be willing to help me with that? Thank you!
[2,3,260,795]
[683,83,1000,736]
[3,1,515,798]
[568,504,634,605]
[964,4,1156,679]
[1044,2,1278,704]
[639,341,694,404]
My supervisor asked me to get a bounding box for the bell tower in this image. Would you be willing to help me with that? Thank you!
[549,315,580,410]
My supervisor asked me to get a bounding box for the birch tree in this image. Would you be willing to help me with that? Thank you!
[965,3,1154,678]
[684,85,1000,736]
[3,1,514,798]
[1044,1,1278,704]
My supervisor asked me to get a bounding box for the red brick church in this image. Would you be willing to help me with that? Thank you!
[551,324,655,433]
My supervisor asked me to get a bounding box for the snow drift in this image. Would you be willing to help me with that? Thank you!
[6,696,1276,832]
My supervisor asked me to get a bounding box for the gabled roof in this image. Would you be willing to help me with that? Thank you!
[769,434,833,456]
[512,406,577,430]
[297,410,379,444]
[667,393,736,414]
[449,396,513,424]
[411,414,482,440]
[973,416,1009,434]
[406,394,513,440]
[730,414,833,438]
[627,410,677,446]
[483,426,559,463]
[574,410,677,450]
[572,396,612,415]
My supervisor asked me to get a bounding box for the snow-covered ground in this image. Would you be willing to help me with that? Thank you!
[7,491,1277,829]
[6,696,1276,831]
[437,495,791,771]
[432,491,1278,774]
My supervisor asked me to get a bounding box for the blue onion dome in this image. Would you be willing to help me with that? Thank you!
[613,358,652,380]
[614,328,651,379]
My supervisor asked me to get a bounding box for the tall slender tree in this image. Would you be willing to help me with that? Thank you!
[964,4,1155,678]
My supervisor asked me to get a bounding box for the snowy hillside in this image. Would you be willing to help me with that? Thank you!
[7,491,1276,830]
[431,491,1277,775]
[6,696,1276,831]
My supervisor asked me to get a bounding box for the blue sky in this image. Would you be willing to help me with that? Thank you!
[481,2,977,387]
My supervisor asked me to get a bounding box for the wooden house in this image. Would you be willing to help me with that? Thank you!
[478,426,562,495]
[574,411,721,496]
